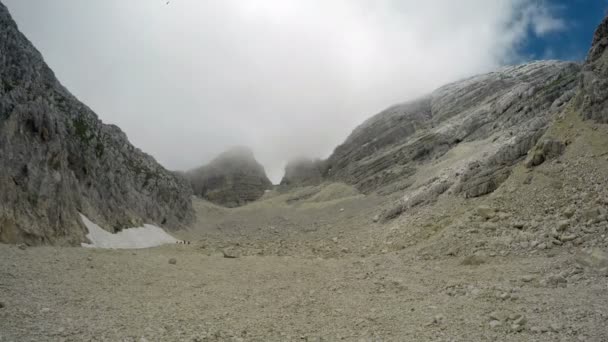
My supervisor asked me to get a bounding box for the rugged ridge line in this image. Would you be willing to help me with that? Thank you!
[283,61,580,203]
[0,2,194,245]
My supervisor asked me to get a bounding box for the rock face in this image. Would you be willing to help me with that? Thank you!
[0,3,194,245]
[321,61,580,204]
[578,14,608,123]
[186,147,272,207]
[280,158,324,187]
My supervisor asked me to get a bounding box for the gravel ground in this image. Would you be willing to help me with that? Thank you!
[1,240,607,341]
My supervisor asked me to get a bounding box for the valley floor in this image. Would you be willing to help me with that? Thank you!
[1,241,607,342]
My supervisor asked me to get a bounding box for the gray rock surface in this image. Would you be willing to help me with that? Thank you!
[324,61,580,200]
[280,158,324,187]
[0,3,194,245]
[186,147,272,207]
[578,14,608,123]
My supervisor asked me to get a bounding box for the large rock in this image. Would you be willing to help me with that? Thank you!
[0,3,194,245]
[186,147,272,207]
[578,14,608,123]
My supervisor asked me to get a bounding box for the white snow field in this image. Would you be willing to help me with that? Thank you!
[80,214,177,249]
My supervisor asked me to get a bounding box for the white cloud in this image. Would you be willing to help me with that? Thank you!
[4,0,566,182]
[524,2,567,36]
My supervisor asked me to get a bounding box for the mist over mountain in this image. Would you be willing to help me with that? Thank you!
[2,0,591,182]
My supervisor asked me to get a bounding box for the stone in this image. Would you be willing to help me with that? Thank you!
[168,258,177,265]
[508,313,521,321]
[525,139,566,168]
[557,220,570,232]
[17,244,27,250]
[488,311,502,321]
[489,320,502,329]
[372,215,380,223]
[563,207,576,219]
[583,208,601,222]
[87,256,93,261]
[513,315,527,326]
[521,275,536,282]
[460,255,486,266]
[222,248,241,259]
[510,324,524,332]
[560,234,577,242]
[549,323,562,332]
[476,206,496,220]
[432,314,445,324]
[575,248,608,270]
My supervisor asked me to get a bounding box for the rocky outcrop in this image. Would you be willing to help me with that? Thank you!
[325,61,580,201]
[578,14,608,123]
[280,158,324,187]
[524,138,566,168]
[186,147,272,207]
[0,3,194,245]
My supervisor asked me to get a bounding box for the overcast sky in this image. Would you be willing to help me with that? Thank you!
[4,0,579,182]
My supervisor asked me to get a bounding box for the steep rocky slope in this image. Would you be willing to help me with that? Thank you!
[0,3,194,245]
[186,147,272,207]
[323,61,580,200]
[577,13,608,123]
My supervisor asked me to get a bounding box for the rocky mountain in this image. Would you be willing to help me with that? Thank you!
[273,60,580,221]
[280,158,324,187]
[324,61,580,196]
[0,3,194,245]
[186,147,272,207]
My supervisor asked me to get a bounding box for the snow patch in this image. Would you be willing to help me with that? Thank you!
[80,214,177,249]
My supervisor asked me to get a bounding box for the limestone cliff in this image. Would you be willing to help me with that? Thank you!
[0,3,194,245]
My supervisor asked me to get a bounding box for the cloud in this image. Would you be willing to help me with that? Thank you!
[4,0,565,182]
[526,3,567,36]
